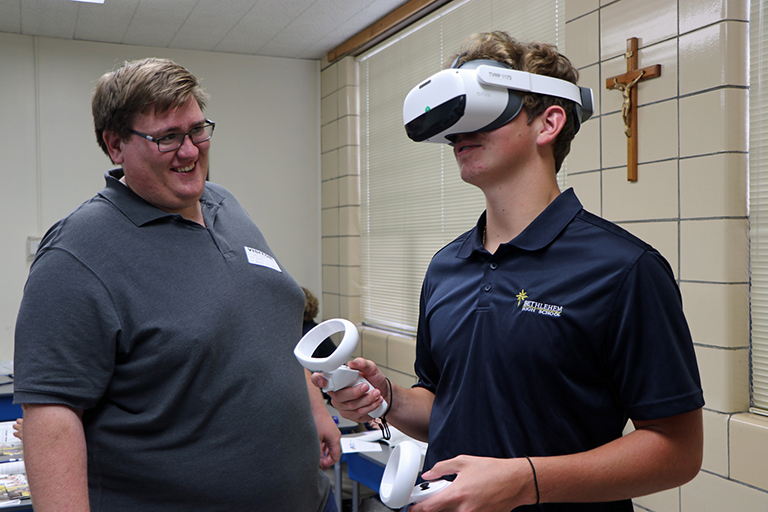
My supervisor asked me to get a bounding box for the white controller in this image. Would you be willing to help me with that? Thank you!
[410,479,452,503]
[379,440,452,509]
[294,318,388,418]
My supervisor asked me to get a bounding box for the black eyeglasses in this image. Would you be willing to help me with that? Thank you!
[130,120,215,152]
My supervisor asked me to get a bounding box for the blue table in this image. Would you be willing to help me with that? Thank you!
[346,449,388,511]
[340,435,393,512]
[0,384,22,423]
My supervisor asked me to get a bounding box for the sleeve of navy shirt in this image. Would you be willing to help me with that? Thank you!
[604,249,704,421]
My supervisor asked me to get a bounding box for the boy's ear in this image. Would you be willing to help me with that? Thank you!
[536,105,567,147]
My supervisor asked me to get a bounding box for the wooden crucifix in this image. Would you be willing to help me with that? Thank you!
[606,38,661,181]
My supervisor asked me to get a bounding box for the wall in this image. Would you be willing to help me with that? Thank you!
[320,0,768,509]
[319,54,419,391]
[565,0,765,509]
[0,33,322,361]
[318,59,362,325]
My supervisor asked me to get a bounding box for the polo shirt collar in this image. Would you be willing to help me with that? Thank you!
[457,187,582,257]
[98,168,224,227]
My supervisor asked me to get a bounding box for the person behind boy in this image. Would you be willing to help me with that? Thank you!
[316,31,703,511]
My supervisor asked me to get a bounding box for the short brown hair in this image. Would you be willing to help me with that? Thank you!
[450,31,579,172]
[91,58,210,159]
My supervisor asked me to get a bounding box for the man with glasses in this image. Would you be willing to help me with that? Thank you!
[14,58,340,512]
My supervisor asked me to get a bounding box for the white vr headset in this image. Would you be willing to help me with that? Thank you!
[403,59,594,144]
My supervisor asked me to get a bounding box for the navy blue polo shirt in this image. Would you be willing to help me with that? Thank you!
[415,188,703,511]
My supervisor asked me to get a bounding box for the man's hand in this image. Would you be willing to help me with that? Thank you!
[315,408,341,469]
[305,370,341,469]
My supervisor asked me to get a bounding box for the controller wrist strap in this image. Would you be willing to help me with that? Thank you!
[374,377,394,440]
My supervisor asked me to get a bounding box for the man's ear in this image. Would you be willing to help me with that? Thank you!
[536,105,567,147]
[102,130,125,165]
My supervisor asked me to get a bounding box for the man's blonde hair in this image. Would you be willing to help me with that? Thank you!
[91,58,210,159]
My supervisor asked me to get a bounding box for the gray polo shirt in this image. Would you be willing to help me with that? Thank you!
[15,169,329,511]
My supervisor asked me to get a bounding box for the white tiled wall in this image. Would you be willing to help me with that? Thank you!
[320,56,362,324]
[320,1,768,508]
[565,0,767,510]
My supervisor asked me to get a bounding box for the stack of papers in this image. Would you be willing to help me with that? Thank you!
[341,430,385,453]
[340,426,428,455]
[0,422,29,503]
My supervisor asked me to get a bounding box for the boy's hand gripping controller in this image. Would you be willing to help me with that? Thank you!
[379,440,452,509]
[294,318,388,418]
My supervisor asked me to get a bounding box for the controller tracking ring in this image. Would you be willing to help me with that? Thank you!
[294,318,358,373]
[379,441,422,508]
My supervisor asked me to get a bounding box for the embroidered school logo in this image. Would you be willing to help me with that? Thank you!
[516,289,563,318]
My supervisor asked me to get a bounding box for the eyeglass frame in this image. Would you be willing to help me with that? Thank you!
[129,119,216,152]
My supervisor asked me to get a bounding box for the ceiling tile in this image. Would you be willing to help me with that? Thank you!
[21,0,78,39]
[74,0,140,44]
[121,0,197,48]
[3,0,414,60]
[169,0,256,52]
[0,1,21,33]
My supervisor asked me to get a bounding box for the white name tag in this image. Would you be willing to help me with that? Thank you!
[244,246,282,272]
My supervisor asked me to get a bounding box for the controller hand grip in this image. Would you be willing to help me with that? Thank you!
[321,367,388,418]
[294,319,388,418]
[379,440,451,509]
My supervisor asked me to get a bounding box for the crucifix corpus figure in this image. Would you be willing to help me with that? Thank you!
[613,72,645,137]
[606,37,661,181]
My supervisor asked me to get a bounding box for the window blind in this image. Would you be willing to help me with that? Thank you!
[751,0,768,413]
[359,0,563,334]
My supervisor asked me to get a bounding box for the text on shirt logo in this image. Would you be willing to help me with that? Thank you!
[516,289,563,318]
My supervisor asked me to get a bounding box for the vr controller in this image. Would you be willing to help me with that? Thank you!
[294,318,388,419]
[379,440,451,509]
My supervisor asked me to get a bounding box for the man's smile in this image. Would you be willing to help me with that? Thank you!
[172,163,195,173]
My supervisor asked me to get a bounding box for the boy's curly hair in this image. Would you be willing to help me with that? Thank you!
[449,31,580,172]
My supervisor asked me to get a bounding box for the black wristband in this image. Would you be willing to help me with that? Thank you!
[524,455,540,505]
